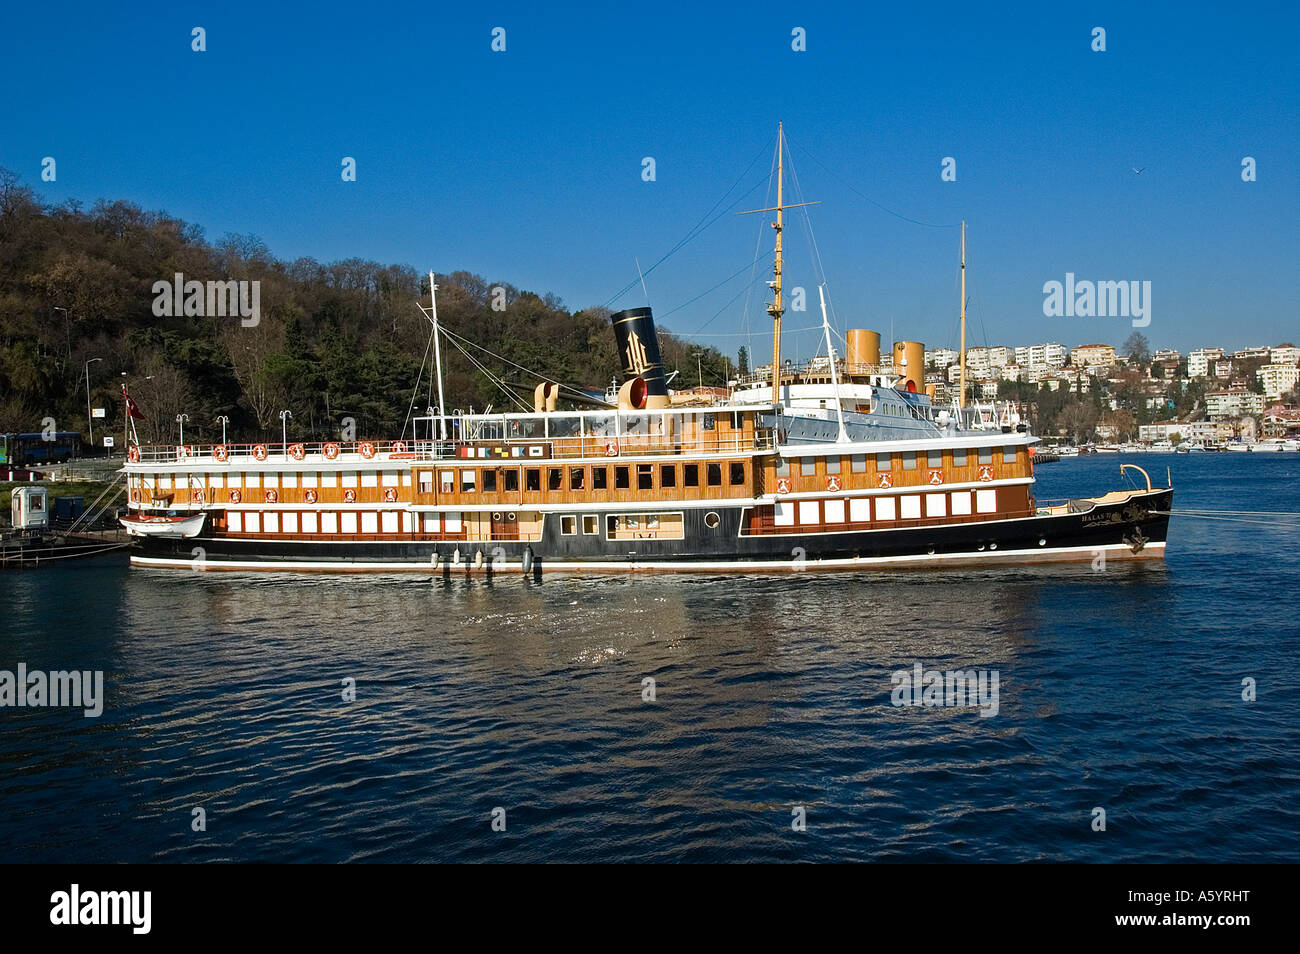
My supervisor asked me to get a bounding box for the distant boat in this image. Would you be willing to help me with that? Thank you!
[1251,438,1293,452]
[1149,440,1174,452]
[1225,442,1252,452]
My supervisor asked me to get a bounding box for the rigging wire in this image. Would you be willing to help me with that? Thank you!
[790,139,961,230]
[603,138,775,310]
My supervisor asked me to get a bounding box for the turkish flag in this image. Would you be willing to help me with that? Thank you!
[121,384,144,419]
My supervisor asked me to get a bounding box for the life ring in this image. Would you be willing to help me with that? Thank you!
[323,442,340,460]
[192,488,204,503]
[214,444,228,462]
[344,489,356,503]
[130,489,140,503]
[383,487,398,502]
[289,443,306,461]
[265,489,278,504]
[253,444,268,461]
[359,441,376,459]
[127,446,140,463]
[304,489,318,504]
[229,489,242,504]
[776,477,790,495]
[391,441,407,454]
[605,441,619,457]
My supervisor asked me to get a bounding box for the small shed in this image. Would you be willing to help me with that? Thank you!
[11,486,50,530]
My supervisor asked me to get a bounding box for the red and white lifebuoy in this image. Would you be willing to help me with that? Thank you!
[344,489,356,503]
[192,488,204,503]
[304,489,318,504]
[391,441,407,454]
[877,472,893,489]
[323,442,340,460]
[978,465,994,482]
[776,477,790,495]
[605,441,619,457]
[289,443,306,461]
[265,489,278,504]
[214,444,228,462]
[253,444,268,461]
[127,446,140,463]
[383,487,398,502]
[359,441,376,459]
[928,469,943,485]
[229,489,242,504]
[826,475,841,492]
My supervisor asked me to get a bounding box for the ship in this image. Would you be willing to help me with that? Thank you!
[120,126,1172,573]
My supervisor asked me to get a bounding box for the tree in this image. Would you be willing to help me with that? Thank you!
[1122,331,1151,365]
[737,345,749,375]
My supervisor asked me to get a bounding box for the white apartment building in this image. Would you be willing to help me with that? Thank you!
[1188,348,1225,377]
[1000,364,1024,382]
[1232,345,1272,360]
[1270,346,1300,367]
[926,348,958,369]
[1257,364,1300,400]
[1014,343,1068,369]
[986,346,1012,368]
[1071,344,1116,368]
[1206,388,1264,419]
[1153,349,1181,363]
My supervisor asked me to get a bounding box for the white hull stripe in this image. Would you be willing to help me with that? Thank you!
[131,541,1164,573]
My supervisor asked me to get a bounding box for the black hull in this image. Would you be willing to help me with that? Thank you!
[130,489,1172,573]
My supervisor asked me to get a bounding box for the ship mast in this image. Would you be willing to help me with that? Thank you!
[737,124,819,409]
[770,123,786,406]
[958,221,967,410]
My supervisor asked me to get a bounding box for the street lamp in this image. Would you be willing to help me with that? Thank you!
[279,410,292,458]
[216,415,229,446]
[84,357,103,450]
[176,413,189,446]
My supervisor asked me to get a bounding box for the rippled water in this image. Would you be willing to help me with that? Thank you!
[2,454,1297,862]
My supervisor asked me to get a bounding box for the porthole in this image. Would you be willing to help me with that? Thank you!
[507,511,517,521]
[989,542,998,550]
[977,543,986,551]
[1038,538,1047,547]
[704,511,720,529]
[492,512,503,521]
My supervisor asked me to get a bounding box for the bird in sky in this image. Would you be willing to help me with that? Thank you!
[1132,167,1145,174]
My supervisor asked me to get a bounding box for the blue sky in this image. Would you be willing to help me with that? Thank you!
[3,1,1297,362]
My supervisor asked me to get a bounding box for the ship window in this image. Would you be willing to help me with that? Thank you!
[460,469,476,493]
[637,464,653,490]
[707,463,722,486]
[361,471,378,487]
[228,511,243,532]
[302,472,318,487]
[615,466,630,489]
[1002,445,1018,463]
[302,511,318,533]
[978,447,994,464]
[322,472,338,487]
[851,454,867,473]
[901,452,917,470]
[660,464,676,488]
[951,491,972,515]
[731,411,743,429]
[928,450,943,468]
[418,471,433,494]
[798,501,819,524]
[526,468,540,491]
[702,414,716,431]
[440,470,454,493]
[342,512,358,534]
[729,462,745,485]
[684,464,699,487]
[592,466,607,490]
[322,511,338,534]
[900,495,922,519]
[826,456,841,474]
[800,457,816,475]
[245,473,260,488]
[876,496,896,521]
[976,489,997,513]
[483,469,497,492]
[504,470,519,492]
[776,457,789,477]
[926,493,947,517]
[569,467,584,491]
[876,452,891,471]
[342,472,357,487]
[548,468,562,491]
[953,448,967,467]
[246,512,261,533]
[850,498,870,522]
[381,471,398,486]
[583,515,599,534]
[561,515,577,535]
[361,512,378,534]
